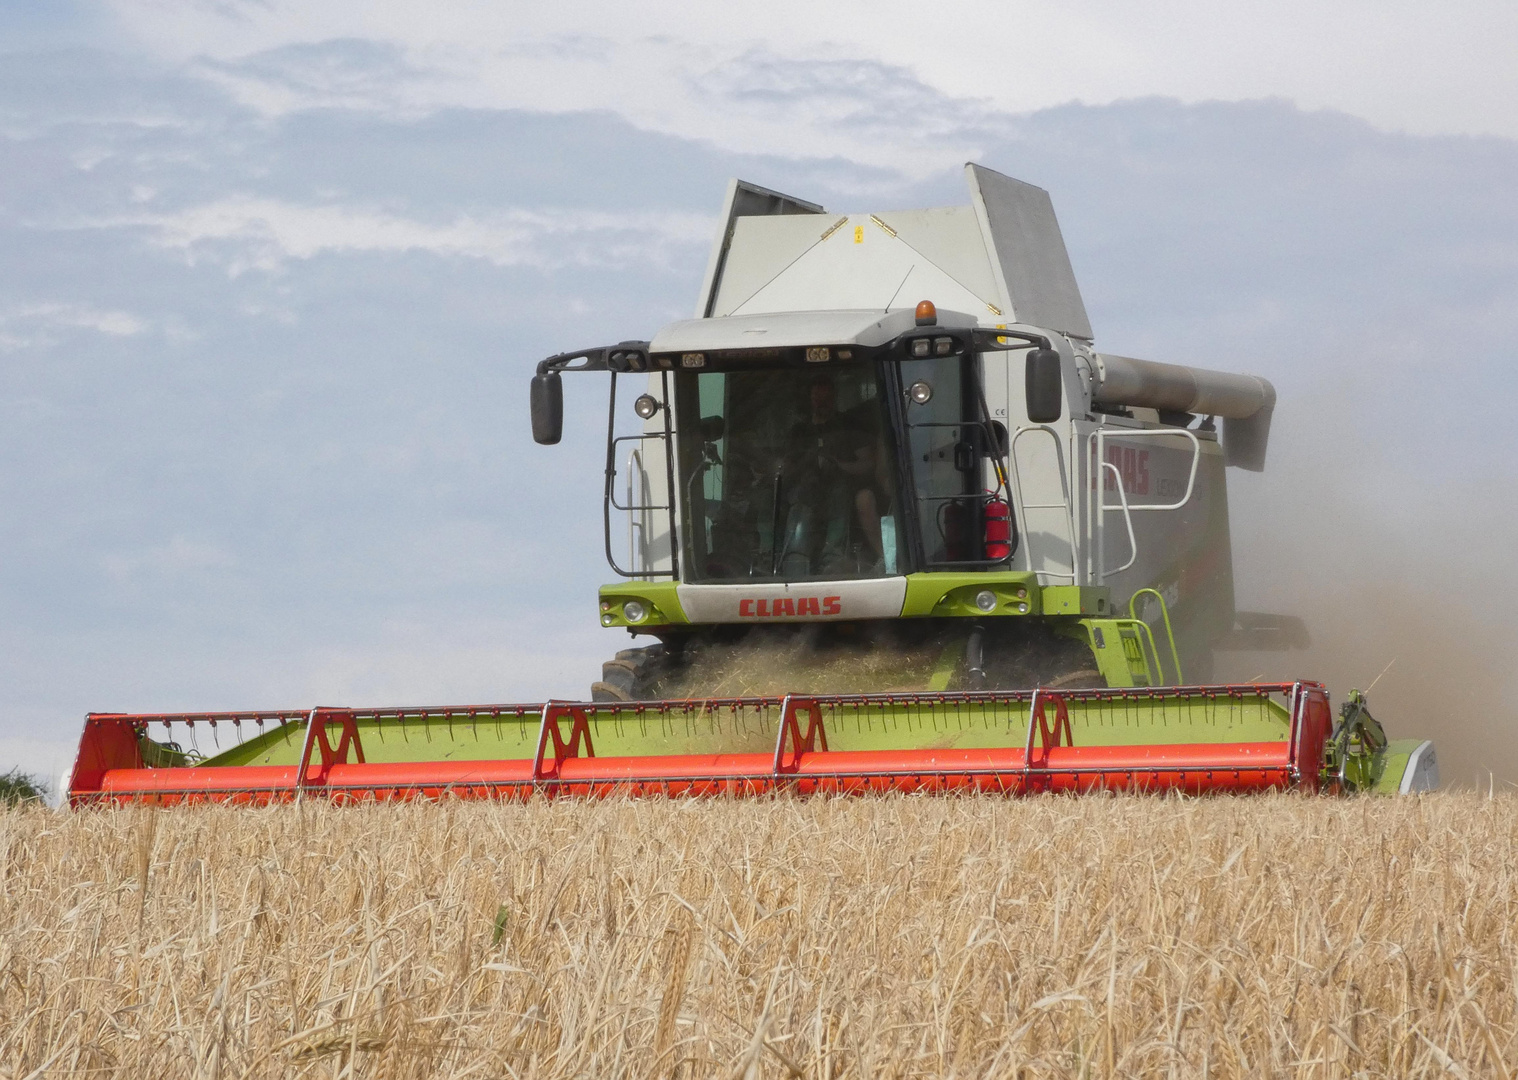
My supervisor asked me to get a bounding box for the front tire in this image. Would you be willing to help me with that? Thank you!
[590,644,667,701]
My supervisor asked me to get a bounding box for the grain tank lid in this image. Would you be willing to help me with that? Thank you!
[966,164,1094,341]
[696,178,828,319]
[650,307,977,356]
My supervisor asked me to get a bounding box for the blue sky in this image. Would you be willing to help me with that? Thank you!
[3,1,1517,787]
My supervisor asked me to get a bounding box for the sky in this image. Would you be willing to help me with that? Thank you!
[2,0,1517,790]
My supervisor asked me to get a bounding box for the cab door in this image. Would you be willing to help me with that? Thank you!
[895,355,1012,569]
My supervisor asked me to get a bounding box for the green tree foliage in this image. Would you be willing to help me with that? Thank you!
[0,769,47,805]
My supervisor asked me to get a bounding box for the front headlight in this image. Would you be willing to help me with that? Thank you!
[622,600,648,623]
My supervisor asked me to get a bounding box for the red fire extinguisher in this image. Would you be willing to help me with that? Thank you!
[983,498,1011,560]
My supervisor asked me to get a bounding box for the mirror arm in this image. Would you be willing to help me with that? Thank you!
[970,327,1050,352]
[536,340,651,376]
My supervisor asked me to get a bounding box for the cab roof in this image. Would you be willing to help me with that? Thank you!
[649,307,979,356]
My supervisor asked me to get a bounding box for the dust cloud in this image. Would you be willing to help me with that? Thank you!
[654,632,943,699]
[1220,398,1518,788]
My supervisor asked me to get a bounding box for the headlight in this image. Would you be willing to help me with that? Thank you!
[974,589,997,612]
[622,600,648,623]
[633,394,661,419]
[908,381,934,404]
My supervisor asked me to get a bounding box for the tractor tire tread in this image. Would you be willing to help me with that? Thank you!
[590,680,632,702]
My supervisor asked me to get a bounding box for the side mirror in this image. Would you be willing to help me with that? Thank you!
[531,370,563,445]
[1025,349,1063,423]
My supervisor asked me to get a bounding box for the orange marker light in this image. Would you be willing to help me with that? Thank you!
[915,300,937,326]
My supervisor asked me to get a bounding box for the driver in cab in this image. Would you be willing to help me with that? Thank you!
[788,374,886,563]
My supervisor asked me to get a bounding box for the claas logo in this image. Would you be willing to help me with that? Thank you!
[738,596,842,617]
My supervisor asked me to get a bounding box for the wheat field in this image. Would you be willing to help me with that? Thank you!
[1,793,1515,1078]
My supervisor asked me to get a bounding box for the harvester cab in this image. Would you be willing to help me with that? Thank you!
[66,164,1439,806]
[535,164,1283,701]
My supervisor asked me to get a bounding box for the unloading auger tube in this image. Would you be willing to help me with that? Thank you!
[67,682,1437,805]
[1088,352,1276,471]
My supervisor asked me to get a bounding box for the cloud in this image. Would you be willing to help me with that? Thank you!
[0,302,149,350]
[71,196,714,274]
[93,0,1518,146]
[695,50,1005,144]
[192,37,436,117]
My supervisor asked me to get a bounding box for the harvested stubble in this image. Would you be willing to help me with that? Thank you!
[1,794,1516,1078]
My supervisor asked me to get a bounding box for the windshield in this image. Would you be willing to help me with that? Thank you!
[675,364,906,583]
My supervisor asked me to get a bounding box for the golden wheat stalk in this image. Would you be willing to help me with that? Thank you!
[0,793,1515,1078]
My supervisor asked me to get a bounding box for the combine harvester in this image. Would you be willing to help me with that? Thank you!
[68,166,1438,805]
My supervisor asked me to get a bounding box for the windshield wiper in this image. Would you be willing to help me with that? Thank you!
[768,465,785,576]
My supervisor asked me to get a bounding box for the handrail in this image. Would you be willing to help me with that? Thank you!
[1128,587,1184,684]
[1098,461,1138,578]
[1008,424,1078,581]
[603,371,678,579]
[608,436,669,512]
[606,432,673,578]
[1089,427,1202,511]
[1088,426,1202,584]
[1127,620,1164,685]
[626,448,651,578]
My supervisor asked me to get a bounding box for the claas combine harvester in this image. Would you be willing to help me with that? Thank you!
[68,165,1439,805]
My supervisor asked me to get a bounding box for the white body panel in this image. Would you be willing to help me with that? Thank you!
[712,209,1001,321]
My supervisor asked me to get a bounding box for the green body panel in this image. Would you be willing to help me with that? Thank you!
[898,572,1041,617]
[138,735,194,768]
[599,582,686,629]
[1371,738,1427,794]
[1065,619,1169,688]
[1040,585,1112,616]
[925,642,963,691]
[1074,620,1144,687]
